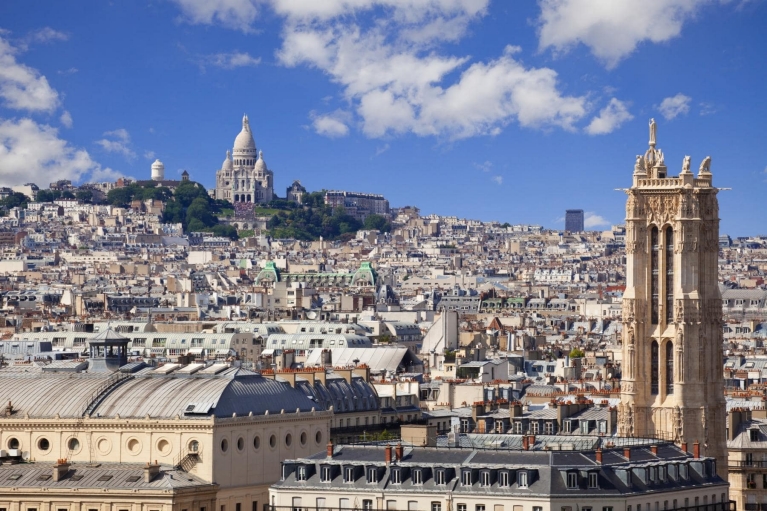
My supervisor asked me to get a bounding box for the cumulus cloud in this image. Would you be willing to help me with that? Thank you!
[26,27,69,44]
[373,143,390,157]
[59,110,73,128]
[144,150,156,160]
[584,212,610,228]
[585,98,633,135]
[95,128,136,159]
[311,110,351,138]
[0,117,119,186]
[0,35,60,112]
[199,51,261,70]
[492,175,503,185]
[657,93,691,120]
[474,161,493,172]
[537,0,713,68]
[171,0,260,32]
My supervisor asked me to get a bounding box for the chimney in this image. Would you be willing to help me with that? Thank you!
[395,443,404,461]
[385,445,393,465]
[522,435,529,451]
[327,441,334,458]
[623,447,631,461]
[650,445,658,456]
[52,459,70,482]
[693,441,700,459]
[528,435,536,450]
[144,460,161,483]
[595,447,602,464]
[681,442,688,454]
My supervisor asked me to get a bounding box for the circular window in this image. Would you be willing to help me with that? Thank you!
[157,439,170,455]
[189,440,199,453]
[300,432,307,446]
[127,438,141,454]
[97,438,111,455]
[221,438,229,452]
[253,436,261,450]
[315,431,322,445]
[7,437,19,450]
[269,435,276,448]
[237,437,244,451]
[285,433,292,447]
[68,438,80,451]
[37,438,50,451]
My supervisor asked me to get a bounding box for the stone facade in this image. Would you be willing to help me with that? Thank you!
[618,119,726,471]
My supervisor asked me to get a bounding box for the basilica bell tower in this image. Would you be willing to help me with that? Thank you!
[618,119,726,470]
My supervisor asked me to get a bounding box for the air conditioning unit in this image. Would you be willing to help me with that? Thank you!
[7,449,20,457]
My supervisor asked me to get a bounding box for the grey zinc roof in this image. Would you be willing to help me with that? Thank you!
[0,372,110,418]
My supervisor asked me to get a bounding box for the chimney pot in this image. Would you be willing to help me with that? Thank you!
[395,442,404,461]
[693,441,700,459]
[385,445,393,465]
[681,442,688,454]
[595,447,602,464]
[623,447,631,461]
[52,459,70,482]
[522,435,529,451]
[327,441,334,458]
[651,445,658,456]
[143,461,161,483]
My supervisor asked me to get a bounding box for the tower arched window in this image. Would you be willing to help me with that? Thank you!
[665,226,674,324]
[665,340,674,394]
[651,340,659,395]
[651,226,659,324]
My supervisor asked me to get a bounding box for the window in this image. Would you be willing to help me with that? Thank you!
[602,508,613,511]
[651,341,659,395]
[435,469,446,485]
[518,471,528,488]
[297,466,307,481]
[363,501,374,511]
[458,506,467,511]
[567,472,578,489]
[476,506,485,511]
[345,467,355,483]
[321,466,331,482]
[413,469,423,485]
[665,341,674,394]
[432,503,442,511]
[589,472,598,488]
[368,467,378,483]
[533,508,542,511]
[480,471,491,487]
[237,505,242,511]
[462,470,472,486]
[499,471,510,487]
[665,227,674,324]
[391,469,402,484]
[651,226,659,324]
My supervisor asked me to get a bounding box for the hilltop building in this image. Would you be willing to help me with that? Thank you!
[214,114,275,213]
[618,119,726,470]
[566,209,584,232]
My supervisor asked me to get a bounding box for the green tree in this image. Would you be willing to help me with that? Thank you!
[75,189,93,203]
[1,192,29,209]
[364,214,391,232]
[107,187,136,207]
[186,197,215,228]
[569,348,585,358]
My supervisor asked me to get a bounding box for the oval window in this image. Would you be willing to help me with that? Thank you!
[253,436,261,450]
[7,438,19,449]
[315,431,322,445]
[221,438,229,452]
[237,437,244,451]
[285,433,292,447]
[37,438,50,451]
[269,435,276,448]
[300,432,307,446]
[68,438,80,451]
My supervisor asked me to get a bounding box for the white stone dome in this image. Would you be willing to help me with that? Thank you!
[151,159,165,181]
[233,114,256,155]
[254,150,267,172]
[222,150,233,171]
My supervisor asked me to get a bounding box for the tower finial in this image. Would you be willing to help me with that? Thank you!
[649,118,657,147]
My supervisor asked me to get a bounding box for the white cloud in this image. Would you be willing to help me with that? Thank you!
[657,93,691,120]
[492,175,503,185]
[0,117,119,186]
[59,110,73,128]
[171,0,260,32]
[584,211,610,228]
[0,35,59,112]
[26,27,69,44]
[474,161,493,172]
[144,150,156,160]
[585,98,633,135]
[95,128,136,159]
[312,111,350,138]
[537,0,713,68]
[199,51,261,70]
[373,143,390,157]
[57,67,78,75]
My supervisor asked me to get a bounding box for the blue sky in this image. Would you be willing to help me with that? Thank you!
[0,0,765,235]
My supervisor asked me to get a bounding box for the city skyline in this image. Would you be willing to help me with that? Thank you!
[0,1,765,235]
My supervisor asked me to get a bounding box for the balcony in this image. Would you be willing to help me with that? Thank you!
[732,460,767,469]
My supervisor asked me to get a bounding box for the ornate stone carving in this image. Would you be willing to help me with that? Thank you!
[673,405,684,443]
[622,299,635,323]
[682,156,691,173]
[699,156,711,174]
[646,195,678,226]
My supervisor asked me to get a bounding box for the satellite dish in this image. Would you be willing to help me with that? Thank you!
[306,311,317,320]
[21,451,30,461]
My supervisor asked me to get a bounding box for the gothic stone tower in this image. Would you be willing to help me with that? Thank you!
[618,119,726,470]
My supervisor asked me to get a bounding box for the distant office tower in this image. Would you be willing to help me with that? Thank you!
[565,209,584,231]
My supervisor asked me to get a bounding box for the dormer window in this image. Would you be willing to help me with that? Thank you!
[297,466,307,481]
[435,469,446,485]
[480,471,491,487]
[413,469,423,485]
[367,467,378,484]
[344,467,355,483]
[518,471,528,488]
[321,466,332,482]
[588,472,598,489]
[499,471,510,487]
[567,472,578,489]
[391,469,402,484]
[461,470,472,486]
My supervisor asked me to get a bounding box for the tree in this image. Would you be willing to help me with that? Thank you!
[1,192,29,209]
[569,348,585,358]
[107,187,135,207]
[364,214,392,232]
[75,189,93,203]
[186,197,215,228]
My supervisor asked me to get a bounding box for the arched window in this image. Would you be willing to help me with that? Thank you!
[651,340,659,395]
[651,226,659,324]
[665,341,674,394]
[665,226,674,324]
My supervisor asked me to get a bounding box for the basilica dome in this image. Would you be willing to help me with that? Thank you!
[254,151,267,172]
[233,114,256,154]
[222,150,233,171]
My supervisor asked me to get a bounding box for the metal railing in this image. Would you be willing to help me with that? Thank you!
[731,460,767,468]
[82,371,133,417]
[266,504,735,511]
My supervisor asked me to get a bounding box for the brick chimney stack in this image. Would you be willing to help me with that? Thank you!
[522,435,529,451]
[327,441,334,458]
[395,443,403,461]
[52,459,70,482]
[650,445,658,456]
[681,442,688,454]
[693,441,700,459]
[595,447,602,464]
[385,445,393,465]
[623,447,631,461]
